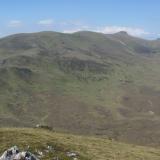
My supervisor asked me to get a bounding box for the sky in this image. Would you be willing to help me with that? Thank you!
[0,0,160,39]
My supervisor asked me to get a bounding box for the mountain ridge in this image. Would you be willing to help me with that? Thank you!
[0,31,160,146]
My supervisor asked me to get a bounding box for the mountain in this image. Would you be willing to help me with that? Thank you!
[0,128,160,160]
[0,31,160,146]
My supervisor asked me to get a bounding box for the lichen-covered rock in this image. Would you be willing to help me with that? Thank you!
[0,146,39,160]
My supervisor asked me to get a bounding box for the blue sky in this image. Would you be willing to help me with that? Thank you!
[0,0,160,39]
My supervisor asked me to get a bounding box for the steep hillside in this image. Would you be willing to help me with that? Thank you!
[0,31,160,146]
[1,128,160,160]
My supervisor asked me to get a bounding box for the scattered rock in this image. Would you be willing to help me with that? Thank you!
[66,151,79,158]
[0,146,39,160]
[47,145,54,152]
[52,157,59,160]
[0,146,80,160]
[36,150,44,158]
[35,124,52,130]
[148,110,155,116]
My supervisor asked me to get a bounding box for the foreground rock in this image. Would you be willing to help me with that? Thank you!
[0,146,39,160]
[0,146,80,160]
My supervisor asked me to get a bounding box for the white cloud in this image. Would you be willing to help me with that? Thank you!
[4,18,158,39]
[38,19,54,27]
[63,25,90,33]
[63,28,84,33]
[63,26,90,33]
[63,25,153,38]
[95,26,150,37]
[8,20,22,27]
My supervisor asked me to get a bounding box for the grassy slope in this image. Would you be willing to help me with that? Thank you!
[1,128,160,160]
[0,31,160,146]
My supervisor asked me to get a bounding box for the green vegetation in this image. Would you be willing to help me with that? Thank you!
[1,128,160,160]
[0,31,160,146]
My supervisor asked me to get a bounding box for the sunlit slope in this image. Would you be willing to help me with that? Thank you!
[0,31,160,146]
[1,128,160,160]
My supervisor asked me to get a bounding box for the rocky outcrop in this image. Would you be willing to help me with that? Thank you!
[0,146,39,160]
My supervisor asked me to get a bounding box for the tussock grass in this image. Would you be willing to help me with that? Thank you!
[0,128,160,160]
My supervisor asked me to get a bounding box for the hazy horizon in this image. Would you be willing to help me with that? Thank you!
[0,0,160,39]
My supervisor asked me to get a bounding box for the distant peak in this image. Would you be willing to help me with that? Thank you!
[117,31,128,35]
